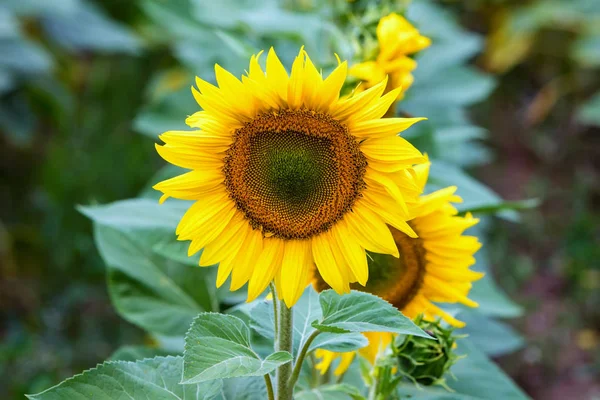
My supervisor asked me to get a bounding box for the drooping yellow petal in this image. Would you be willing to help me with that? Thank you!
[247,238,285,302]
[312,232,351,294]
[344,204,399,257]
[199,212,247,266]
[330,224,368,286]
[279,240,312,307]
[230,227,264,291]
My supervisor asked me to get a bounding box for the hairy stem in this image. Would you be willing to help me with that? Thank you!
[270,283,279,341]
[288,330,320,390]
[276,300,293,400]
[264,374,275,400]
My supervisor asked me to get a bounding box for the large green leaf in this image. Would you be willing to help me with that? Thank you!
[248,286,369,356]
[460,312,524,357]
[182,313,292,383]
[427,160,519,222]
[448,341,530,399]
[221,376,268,400]
[313,290,430,338]
[397,340,530,399]
[108,345,175,362]
[94,224,216,336]
[81,198,201,266]
[79,198,187,230]
[26,356,222,400]
[467,245,523,318]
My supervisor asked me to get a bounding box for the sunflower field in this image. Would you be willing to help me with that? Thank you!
[1,0,598,399]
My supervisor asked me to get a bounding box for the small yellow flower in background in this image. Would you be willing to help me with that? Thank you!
[349,13,431,105]
[313,159,483,375]
[154,48,427,308]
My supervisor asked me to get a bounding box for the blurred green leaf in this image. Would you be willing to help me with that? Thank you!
[0,93,36,146]
[182,313,292,383]
[79,198,186,230]
[577,92,600,126]
[3,0,79,16]
[0,38,52,75]
[572,33,600,67]
[427,161,520,222]
[41,2,141,53]
[460,312,525,357]
[296,384,364,400]
[405,66,496,107]
[94,223,217,336]
[134,88,196,138]
[0,6,20,38]
[27,356,222,400]
[469,274,523,318]
[448,341,530,399]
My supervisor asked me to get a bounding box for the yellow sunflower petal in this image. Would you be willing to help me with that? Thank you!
[247,238,285,302]
[230,228,264,291]
[344,204,399,257]
[279,240,312,307]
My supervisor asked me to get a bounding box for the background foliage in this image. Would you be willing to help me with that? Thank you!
[1,0,598,399]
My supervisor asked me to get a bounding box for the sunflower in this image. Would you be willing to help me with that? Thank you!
[153,48,426,307]
[313,160,483,374]
[349,13,431,103]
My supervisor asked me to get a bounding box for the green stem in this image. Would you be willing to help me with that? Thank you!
[288,330,320,390]
[264,374,275,400]
[270,283,279,341]
[276,300,293,400]
[368,369,381,400]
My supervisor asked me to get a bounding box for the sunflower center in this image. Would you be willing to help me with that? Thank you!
[313,226,426,309]
[223,109,367,239]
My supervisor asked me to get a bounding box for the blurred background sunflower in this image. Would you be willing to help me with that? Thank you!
[1,0,598,399]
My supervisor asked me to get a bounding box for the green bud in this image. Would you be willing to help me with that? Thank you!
[394,315,462,388]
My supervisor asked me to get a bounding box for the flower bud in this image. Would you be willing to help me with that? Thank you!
[395,315,461,387]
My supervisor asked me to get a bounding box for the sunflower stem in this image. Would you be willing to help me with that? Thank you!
[270,283,279,341]
[288,330,320,391]
[276,299,293,400]
[264,374,275,400]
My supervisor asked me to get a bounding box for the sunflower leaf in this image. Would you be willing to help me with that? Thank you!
[248,286,369,356]
[312,290,431,338]
[182,313,292,384]
[296,383,365,400]
[26,356,222,400]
